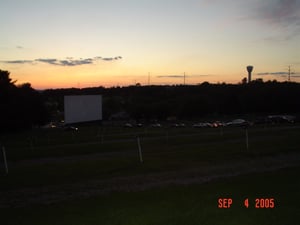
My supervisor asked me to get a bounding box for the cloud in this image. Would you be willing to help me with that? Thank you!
[257,71,300,78]
[2,60,33,64]
[251,0,300,39]
[1,56,122,66]
[157,75,184,78]
[257,72,289,75]
[35,58,95,66]
[101,56,122,61]
[35,58,58,65]
[157,74,211,78]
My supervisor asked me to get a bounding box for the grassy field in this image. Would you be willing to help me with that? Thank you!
[0,124,300,224]
[1,124,300,160]
[1,166,299,225]
[1,125,299,188]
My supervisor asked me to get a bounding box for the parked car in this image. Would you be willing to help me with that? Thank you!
[225,119,250,127]
[267,115,296,123]
[151,123,162,128]
[171,123,186,128]
[42,122,57,129]
[193,122,212,128]
[124,123,133,128]
[211,121,224,128]
[63,126,79,131]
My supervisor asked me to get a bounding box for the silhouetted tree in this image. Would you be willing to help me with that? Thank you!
[0,70,49,133]
[241,77,247,84]
[0,70,16,87]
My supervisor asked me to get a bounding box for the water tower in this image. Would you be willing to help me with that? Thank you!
[246,65,253,83]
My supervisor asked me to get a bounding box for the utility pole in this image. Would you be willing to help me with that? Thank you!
[148,72,150,86]
[183,72,186,85]
[288,65,291,82]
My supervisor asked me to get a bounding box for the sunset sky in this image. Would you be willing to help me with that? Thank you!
[0,0,300,89]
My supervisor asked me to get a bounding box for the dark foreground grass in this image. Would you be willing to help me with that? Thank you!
[3,124,300,160]
[1,125,300,190]
[1,124,299,224]
[2,166,300,225]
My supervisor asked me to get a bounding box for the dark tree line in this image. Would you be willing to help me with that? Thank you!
[0,70,49,133]
[43,80,300,121]
[4,67,300,133]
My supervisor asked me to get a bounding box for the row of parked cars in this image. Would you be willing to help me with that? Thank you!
[123,119,250,129]
[43,115,297,131]
[193,119,250,128]
[42,122,79,131]
[123,115,297,129]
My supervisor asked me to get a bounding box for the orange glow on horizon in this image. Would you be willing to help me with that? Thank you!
[4,61,296,90]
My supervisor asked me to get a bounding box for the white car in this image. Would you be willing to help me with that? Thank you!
[151,123,162,128]
[193,122,212,128]
[225,119,248,127]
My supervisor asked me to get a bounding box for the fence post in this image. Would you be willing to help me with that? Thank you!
[137,136,143,163]
[2,146,8,174]
[245,128,249,150]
